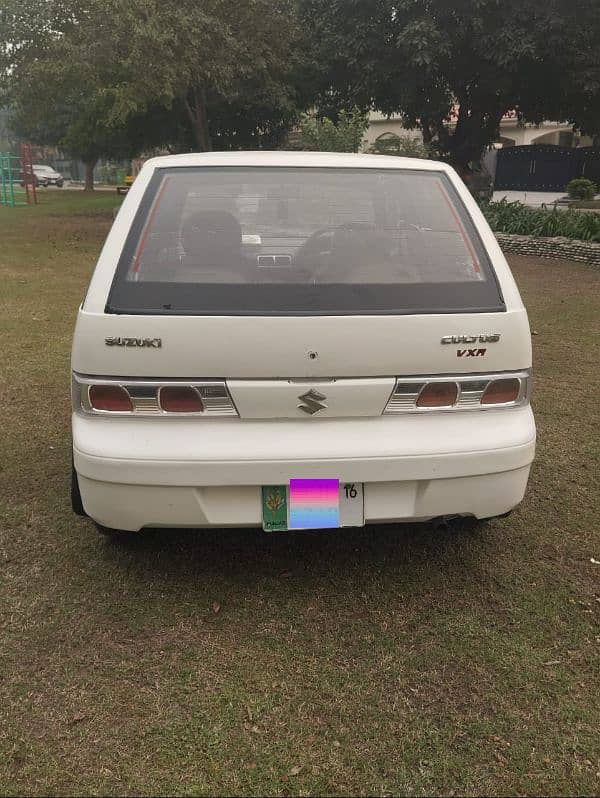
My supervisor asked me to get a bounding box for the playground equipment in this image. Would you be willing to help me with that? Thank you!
[0,143,38,207]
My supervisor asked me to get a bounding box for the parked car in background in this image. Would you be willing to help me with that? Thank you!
[32,164,64,187]
[71,151,535,537]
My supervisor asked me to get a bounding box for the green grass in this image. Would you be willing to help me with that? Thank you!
[1,192,599,796]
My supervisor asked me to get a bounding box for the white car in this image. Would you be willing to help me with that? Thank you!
[32,164,64,187]
[71,151,535,536]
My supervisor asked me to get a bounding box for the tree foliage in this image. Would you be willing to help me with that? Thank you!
[301,0,600,169]
[2,0,599,184]
[0,0,172,187]
[0,0,308,187]
[70,0,303,151]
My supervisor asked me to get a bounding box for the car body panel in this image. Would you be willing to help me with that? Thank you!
[72,307,531,379]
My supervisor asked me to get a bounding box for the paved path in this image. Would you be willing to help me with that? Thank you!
[491,190,565,206]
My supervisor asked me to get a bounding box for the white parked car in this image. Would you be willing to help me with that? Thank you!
[32,164,64,187]
[71,151,535,536]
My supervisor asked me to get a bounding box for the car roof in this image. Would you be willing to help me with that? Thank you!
[142,150,451,172]
[33,164,54,170]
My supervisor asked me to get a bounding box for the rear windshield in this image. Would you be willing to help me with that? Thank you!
[107,166,504,315]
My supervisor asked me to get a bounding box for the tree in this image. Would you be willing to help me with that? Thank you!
[80,0,303,152]
[8,86,175,190]
[301,0,600,170]
[518,1,600,145]
[1,0,311,186]
[0,0,172,188]
[293,108,369,152]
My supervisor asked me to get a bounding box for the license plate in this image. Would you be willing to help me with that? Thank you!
[262,480,364,531]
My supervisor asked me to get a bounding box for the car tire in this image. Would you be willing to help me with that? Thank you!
[71,458,87,517]
[56,180,64,188]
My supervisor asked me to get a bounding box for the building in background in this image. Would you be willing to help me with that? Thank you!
[365,110,594,153]
[365,110,598,192]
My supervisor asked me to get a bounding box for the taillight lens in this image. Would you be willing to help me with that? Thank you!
[88,384,132,412]
[159,386,204,413]
[481,378,521,405]
[416,382,458,408]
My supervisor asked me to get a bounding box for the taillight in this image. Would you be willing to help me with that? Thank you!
[88,384,133,412]
[159,386,204,413]
[481,378,521,405]
[416,382,458,408]
[384,372,530,414]
[74,375,238,416]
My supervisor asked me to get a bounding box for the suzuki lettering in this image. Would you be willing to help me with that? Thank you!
[105,337,162,348]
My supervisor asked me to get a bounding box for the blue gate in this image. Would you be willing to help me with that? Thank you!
[495,145,600,192]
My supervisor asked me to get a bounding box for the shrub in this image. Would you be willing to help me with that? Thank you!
[293,108,369,153]
[481,199,600,242]
[565,177,597,200]
[369,133,432,158]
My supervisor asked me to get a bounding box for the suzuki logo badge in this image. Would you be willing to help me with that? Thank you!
[297,389,327,415]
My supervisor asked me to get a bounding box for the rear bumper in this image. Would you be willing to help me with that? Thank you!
[73,408,535,530]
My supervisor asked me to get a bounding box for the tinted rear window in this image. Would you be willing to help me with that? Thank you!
[107,167,504,315]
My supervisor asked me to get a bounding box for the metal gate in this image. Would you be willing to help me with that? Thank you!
[495,145,600,191]
[580,147,600,187]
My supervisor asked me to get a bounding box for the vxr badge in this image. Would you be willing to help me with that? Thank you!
[297,389,327,415]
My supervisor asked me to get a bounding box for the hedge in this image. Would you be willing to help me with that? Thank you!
[481,199,600,242]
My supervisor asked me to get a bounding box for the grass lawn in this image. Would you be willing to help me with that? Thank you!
[0,191,599,796]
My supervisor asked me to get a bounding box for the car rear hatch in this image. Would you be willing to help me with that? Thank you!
[72,163,531,419]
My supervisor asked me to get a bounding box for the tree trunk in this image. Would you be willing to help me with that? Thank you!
[184,87,212,152]
[448,102,505,173]
[421,118,433,145]
[449,101,473,173]
[83,159,97,191]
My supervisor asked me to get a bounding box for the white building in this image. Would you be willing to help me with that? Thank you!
[364,110,594,152]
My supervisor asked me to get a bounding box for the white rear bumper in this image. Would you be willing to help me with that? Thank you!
[73,408,535,530]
